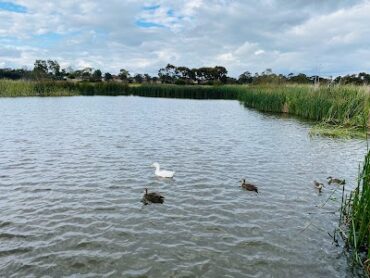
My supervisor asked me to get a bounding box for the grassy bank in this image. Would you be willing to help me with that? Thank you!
[128,84,238,99]
[130,84,370,130]
[1,80,369,131]
[0,79,129,97]
[235,85,370,129]
[340,150,370,275]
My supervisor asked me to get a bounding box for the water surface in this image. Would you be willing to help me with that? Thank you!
[0,96,367,277]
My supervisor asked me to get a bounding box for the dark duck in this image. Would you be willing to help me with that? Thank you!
[240,179,258,193]
[141,188,164,205]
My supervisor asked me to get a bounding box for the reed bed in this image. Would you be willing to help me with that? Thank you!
[0,79,38,97]
[129,84,370,129]
[128,84,238,99]
[234,84,370,129]
[1,80,369,129]
[0,80,129,97]
[340,150,370,274]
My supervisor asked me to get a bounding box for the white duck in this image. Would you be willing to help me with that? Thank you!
[151,162,175,178]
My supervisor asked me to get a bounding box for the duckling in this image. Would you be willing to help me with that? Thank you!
[240,179,258,193]
[313,180,324,193]
[141,188,164,205]
[327,176,345,185]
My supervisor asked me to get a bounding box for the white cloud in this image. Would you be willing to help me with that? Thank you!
[0,0,369,76]
[254,50,265,56]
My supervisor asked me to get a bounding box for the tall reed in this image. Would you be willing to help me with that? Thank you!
[128,84,370,129]
[341,150,370,274]
[128,84,238,99]
[0,80,129,97]
[1,80,369,129]
[235,84,370,128]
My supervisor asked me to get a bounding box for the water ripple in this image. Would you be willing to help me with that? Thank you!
[0,96,367,277]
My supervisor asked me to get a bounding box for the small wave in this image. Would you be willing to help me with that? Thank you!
[94,207,117,212]
[70,262,86,269]
[0,233,28,239]
[0,221,12,228]
[31,188,52,193]
[0,247,32,257]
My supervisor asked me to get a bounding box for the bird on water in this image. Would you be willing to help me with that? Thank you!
[240,179,258,193]
[327,176,345,185]
[141,188,164,205]
[314,180,324,193]
[151,162,175,178]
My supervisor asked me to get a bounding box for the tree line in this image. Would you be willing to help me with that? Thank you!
[0,60,370,85]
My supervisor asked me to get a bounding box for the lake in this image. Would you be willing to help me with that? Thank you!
[0,96,367,277]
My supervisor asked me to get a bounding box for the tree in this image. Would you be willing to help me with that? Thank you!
[158,64,178,83]
[196,67,212,83]
[227,77,238,84]
[190,68,197,82]
[60,68,67,79]
[119,69,130,81]
[238,71,252,84]
[81,67,93,81]
[359,72,370,84]
[33,60,48,79]
[177,66,194,83]
[214,66,228,83]
[68,69,82,79]
[0,68,31,80]
[104,72,113,81]
[288,73,310,84]
[334,76,342,84]
[194,66,228,84]
[262,68,273,75]
[134,74,144,83]
[47,60,60,78]
[143,74,151,83]
[253,69,284,84]
[91,69,102,82]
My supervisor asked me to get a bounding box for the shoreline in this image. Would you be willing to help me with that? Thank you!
[1,80,369,137]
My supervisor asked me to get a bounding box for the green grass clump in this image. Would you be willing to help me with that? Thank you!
[341,150,370,274]
[309,124,368,139]
[128,84,238,99]
[231,85,288,112]
[235,84,370,129]
[0,79,129,97]
[0,79,36,97]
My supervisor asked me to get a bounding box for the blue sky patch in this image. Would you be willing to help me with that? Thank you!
[0,1,27,13]
[0,32,69,49]
[35,32,62,41]
[143,4,160,11]
[136,19,164,28]
[167,9,174,17]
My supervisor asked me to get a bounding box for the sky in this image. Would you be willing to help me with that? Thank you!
[0,0,370,77]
